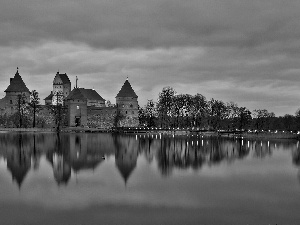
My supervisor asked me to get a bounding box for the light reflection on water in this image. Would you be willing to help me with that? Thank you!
[0,132,299,225]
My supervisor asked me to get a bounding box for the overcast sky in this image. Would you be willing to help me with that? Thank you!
[1,0,300,116]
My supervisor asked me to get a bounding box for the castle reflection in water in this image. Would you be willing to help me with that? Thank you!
[0,132,299,188]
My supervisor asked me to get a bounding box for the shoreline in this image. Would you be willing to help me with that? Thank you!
[0,127,299,139]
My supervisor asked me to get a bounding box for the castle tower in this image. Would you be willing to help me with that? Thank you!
[115,78,139,127]
[0,68,30,114]
[52,72,71,105]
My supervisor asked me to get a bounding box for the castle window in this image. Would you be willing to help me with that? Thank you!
[132,111,134,114]
[126,111,127,114]
[122,104,125,108]
[77,105,80,109]
[130,104,133,108]
[10,100,12,104]
[78,100,80,102]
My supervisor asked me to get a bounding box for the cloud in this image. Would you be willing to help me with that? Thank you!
[1,0,300,116]
[1,0,300,51]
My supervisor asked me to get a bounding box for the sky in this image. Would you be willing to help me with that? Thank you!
[1,0,300,116]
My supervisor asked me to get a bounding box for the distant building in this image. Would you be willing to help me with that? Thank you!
[0,68,30,115]
[65,78,139,128]
[0,69,140,128]
[64,88,89,127]
[44,91,54,105]
[51,72,71,105]
[115,79,139,127]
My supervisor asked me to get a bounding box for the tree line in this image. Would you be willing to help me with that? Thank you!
[138,87,300,132]
[2,87,300,131]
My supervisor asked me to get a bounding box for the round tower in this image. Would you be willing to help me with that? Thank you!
[115,78,139,127]
[3,68,30,114]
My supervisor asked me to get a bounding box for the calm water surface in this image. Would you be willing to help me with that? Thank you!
[0,132,299,225]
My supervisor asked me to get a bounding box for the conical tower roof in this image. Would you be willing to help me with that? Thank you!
[5,69,30,93]
[116,79,138,98]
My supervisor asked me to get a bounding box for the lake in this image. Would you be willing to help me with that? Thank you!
[0,132,299,225]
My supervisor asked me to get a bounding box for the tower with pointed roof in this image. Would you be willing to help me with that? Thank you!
[52,72,71,105]
[0,68,30,114]
[115,79,139,127]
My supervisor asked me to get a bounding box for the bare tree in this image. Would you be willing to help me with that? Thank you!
[48,91,66,132]
[28,90,40,128]
[15,93,28,128]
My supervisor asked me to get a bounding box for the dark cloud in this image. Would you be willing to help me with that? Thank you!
[1,0,300,50]
[1,0,300,116]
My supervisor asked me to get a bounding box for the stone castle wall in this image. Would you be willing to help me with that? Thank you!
[87,107,116,128]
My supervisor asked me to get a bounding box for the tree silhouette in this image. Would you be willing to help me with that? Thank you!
[28,90,40,128]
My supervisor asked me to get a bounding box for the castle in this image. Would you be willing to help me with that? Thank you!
[0,69,139,128]
[0,68,30,115]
